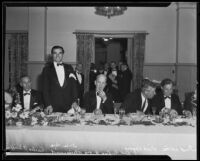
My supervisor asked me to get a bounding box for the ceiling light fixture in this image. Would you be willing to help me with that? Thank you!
[95,7,127,19]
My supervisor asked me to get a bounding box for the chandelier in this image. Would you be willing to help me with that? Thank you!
[95,7,127,19]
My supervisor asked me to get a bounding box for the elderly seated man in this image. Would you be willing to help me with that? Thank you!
[83,74,114,114]
[12,75,44,112]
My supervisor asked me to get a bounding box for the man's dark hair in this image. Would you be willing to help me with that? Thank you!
[141,79,156,90]
[51,45,64,54]
[20,75,31,81]
[161,78,174,87]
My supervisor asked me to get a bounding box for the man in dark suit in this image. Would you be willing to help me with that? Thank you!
[121,79,156,114]
[151,78,182,115]
[42,45,78,113]
[83,74,114,114]
[75,63,84,106]
[13,75,44,111]
[118,63,132,101]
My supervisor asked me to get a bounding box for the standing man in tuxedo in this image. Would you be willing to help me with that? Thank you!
[42,45,78,113]
[13,75,44,111]
[121,79,156,114]
[75,63,84,106]
[151,78,182,115]
[83,74,114,114]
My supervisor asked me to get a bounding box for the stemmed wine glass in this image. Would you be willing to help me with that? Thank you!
[73,99,80,120]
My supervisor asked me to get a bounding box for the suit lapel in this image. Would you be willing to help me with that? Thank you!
[62,64,69,88]
[30,90,34,110]
[19,92,24,109]
[51,63,60,87]
[91,91,97,111]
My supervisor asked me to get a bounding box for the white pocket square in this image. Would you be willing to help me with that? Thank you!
[67,107,75,114]
[69,73,77,80]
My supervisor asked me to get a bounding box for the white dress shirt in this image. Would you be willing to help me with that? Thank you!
[76,71,82,84]
[141,93,148,113]
[96,92,102,109]
[54,62,65,87]
[23,90,31,110]
[164,96,171,109]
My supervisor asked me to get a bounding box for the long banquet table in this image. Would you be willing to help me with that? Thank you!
[6,113,197,160]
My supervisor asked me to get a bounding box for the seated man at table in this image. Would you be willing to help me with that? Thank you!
[183,87,197,115]
[83,74,114,114]
[151,78,182,115]
[121,79,156,114]
[13,75,44,112]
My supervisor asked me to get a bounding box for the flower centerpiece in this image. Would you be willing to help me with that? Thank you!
[158,107,178,124]
[5,104,49,126]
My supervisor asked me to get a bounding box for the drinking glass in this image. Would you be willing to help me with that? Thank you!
[80,108,86,119]
[119,108,125,120]
[152,106,157,116]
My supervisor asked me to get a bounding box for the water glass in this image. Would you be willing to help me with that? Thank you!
[119,108,125,120]
[152,106,157,116]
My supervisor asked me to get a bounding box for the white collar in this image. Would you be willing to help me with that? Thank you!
[23,90,31,94]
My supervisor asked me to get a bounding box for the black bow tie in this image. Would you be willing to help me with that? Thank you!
[57,63,63,66]
[24,93,31,96]
[164,96,171,99]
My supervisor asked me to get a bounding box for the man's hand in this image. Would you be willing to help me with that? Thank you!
[98,91,107,103]
[44,105,53,115]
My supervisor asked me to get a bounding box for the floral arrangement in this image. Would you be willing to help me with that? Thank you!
[5,103,49,126]
[159,107,178,122]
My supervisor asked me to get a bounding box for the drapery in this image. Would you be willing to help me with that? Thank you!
[127,33,147,91]
[76,34,95,93]
[7,33,28,89]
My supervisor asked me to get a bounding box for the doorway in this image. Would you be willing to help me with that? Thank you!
[95,37,127,68]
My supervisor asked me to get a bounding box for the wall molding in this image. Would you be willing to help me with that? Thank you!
[26,61,196,67]
[6,30,28,33]
[26,61,76,65]
[144,63,196,66]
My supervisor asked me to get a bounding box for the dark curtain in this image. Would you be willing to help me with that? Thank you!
[76,34,94,93]
[128,33,147,91]
[8,33,28,89]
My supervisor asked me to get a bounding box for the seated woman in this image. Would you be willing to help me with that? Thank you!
[183,88,197,115]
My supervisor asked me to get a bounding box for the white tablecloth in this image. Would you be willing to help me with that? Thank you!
[6,115,197,160]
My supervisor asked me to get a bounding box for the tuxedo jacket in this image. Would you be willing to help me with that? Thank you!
[42,62,78,112]
[83,90,114,114]
[151,91,183,115]
[75,72,84,106]
[121,89,152,115]
[16,89,44,110]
